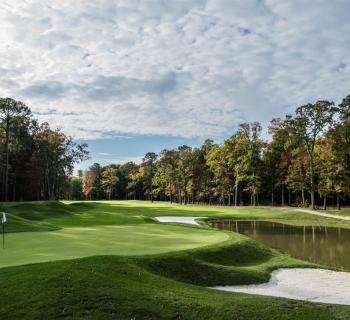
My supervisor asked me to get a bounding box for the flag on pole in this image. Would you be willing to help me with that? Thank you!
[2,210,5,249]
[2,211,6,224]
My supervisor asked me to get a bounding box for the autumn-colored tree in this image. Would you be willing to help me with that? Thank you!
[83,169,96,200]
[285,147,309,206]
[224,130,247,206]
[266,116,294,206]
[127,166,145,200]
[206,144,233,205]
[153,149,178,202]
[292,101,337,209]
[35,123,88,200]
[101,166,119,200]
[142,152,158,202]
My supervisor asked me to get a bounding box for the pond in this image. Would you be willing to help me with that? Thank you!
[210,220,350,270]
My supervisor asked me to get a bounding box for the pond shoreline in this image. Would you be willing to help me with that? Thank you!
[212,219,350,270]
[156,215,350,305]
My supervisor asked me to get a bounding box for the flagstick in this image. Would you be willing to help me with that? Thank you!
[2,222,4,249]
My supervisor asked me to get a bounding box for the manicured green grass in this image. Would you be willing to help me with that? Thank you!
[6,200,350,232]
[0,224,228,268]
[0,200,349,319]
[138,235,311,287]
[0,256,349,320]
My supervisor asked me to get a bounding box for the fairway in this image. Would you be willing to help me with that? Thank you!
[1,223,228,268]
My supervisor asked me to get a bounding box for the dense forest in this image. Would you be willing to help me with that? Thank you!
[0,97,89,201]
[75,95,350,210]
[2,95,350,209]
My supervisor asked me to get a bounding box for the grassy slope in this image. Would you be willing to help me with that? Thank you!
[0,255,349,320]
[0,200,349,319]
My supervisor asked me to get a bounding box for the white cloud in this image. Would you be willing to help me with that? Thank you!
[0,0,350,140]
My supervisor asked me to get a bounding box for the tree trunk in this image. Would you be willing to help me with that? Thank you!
[323,196,327,210]
[46,167,51,200]
[302,188,305,206]
[51,174,56,200]
[12,174,16,201]
[288,189,291,205]
[271,189,274,207]
[234,176,239,207]
[310,159,315,210]
[337,194,341,210]
[3,118,10,201]
[281,185,285,206]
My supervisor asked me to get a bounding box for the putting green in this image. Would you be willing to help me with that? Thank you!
[5,199,348,270]
[0,224,229,268]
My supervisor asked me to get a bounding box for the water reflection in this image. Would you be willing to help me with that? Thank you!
[211,220,350,270]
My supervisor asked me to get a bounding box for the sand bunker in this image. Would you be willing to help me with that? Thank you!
[155,216,207,225]
[213,268,350,305]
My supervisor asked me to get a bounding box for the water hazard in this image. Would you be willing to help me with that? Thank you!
[211,220,350,270]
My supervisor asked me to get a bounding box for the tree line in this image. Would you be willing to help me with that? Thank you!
[75,95,350,210]
[0,97,89,201]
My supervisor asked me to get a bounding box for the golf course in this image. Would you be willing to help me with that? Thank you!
[1,200,350,319]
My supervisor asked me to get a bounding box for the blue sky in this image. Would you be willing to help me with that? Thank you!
[76,135,203,172]
[1,0,350,172]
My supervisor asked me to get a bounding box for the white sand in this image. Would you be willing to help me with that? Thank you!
[213,268,350,305]
[154,216,207,225]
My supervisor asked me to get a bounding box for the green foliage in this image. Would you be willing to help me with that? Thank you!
[101,166,119,200]
[0,97,89,201]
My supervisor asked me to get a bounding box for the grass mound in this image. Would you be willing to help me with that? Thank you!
[2,201,76,233]
[0,256,348,320]
[139,255,266,286]
[1,202,66,233]
[139,236,309,286]
[8,201,77,221]
[191,237,275,266]
[2,214,56,233]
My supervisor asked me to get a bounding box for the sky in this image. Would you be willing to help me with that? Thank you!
[0,0,350,171]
